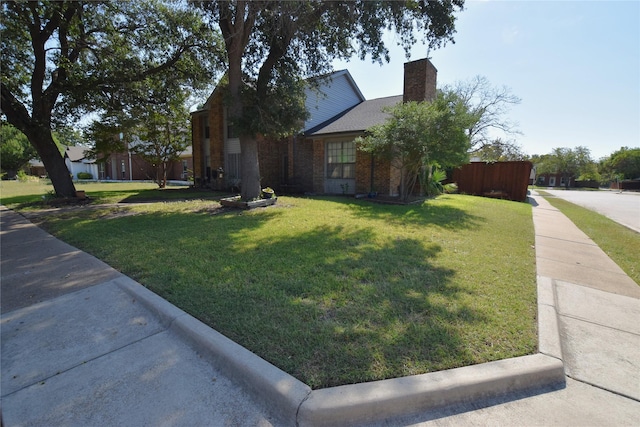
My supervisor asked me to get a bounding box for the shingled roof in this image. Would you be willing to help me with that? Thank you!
[306,95,402,136]
[64,145,94,162]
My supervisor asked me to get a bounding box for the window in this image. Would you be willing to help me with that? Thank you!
[203,116,210,139]
[224,108,238,139]
[327,141,355,179]
[227,153,241,179]
[227,122,237,139]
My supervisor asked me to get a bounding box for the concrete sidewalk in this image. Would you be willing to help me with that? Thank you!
[1,192,639,426]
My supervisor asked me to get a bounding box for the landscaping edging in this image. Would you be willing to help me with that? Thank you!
[220,196,277,210]
[116,273,566,426]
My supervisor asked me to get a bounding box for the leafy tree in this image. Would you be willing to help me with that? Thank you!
[600,147,640,181]
[194,0,464,200]
[577,162,601,182]
[357,93,472,201]
[0,121,37,178]
[445,76,521,152]
[540,146,594,189]
[471,138,528,161]
[129,85,192,189]
[1,1,220,198]
[88,65,204,188]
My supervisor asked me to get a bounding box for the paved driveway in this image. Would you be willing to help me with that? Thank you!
[543,189,640,233]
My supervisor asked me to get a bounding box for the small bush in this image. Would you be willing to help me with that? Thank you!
[77,172,93,180]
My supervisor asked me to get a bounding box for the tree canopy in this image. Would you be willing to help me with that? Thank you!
[194,0,465,200]
[535,146,594,188]
[445,76,521,152]
[357,92,473,201]
[1,0,221,197]
[0,121,37,178]
[600,147,640,181]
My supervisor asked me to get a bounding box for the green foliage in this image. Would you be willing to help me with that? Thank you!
[357,93,472,201]
[535,146,595,188]
[195,0,465,200]
[577,162,601,182]
[0,121,37,177]
[77,172,93,180]
[1,0,223,197]
[600,147,640,181]
[427,168,447,196]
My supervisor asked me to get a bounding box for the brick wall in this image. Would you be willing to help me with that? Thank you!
[295,138,315,192]
[192,115,202,179]
[191,89,225,185]
[312,139,325,193]
[210,94,225,169]
[257,137,283,189]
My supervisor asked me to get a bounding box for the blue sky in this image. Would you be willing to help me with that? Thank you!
[332,0,639,161]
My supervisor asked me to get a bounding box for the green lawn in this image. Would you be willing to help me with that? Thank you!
[0,179,225,207]
[4,181,538,389]
[539,191,640,285]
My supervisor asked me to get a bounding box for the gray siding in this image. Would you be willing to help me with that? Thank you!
[303,71,364,133]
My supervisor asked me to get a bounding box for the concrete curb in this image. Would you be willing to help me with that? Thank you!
[297,354,564,426]
[537,275,564,361]
[115,271,567,426]
[170,315,312,426]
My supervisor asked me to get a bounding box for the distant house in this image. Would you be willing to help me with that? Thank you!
[191,58,438,195]
[536,173,575,188]
[26,159,46,177]
[64,145,98,179]
[98,144,193,182]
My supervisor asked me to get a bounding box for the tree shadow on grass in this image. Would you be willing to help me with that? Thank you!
[118,187,227,203]
[41,204,494,390]
[302,195,485,231]
[163,219,489,389]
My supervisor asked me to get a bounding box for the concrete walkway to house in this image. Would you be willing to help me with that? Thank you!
[1,191,639,426]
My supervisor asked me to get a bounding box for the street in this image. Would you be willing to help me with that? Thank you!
[542,189,640,233]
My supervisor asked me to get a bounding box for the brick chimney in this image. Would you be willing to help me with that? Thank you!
[403,58,437,103]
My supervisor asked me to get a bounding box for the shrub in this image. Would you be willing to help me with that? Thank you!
[77,172,93,180]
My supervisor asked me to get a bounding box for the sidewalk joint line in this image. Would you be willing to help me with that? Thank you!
[1,329,167,399]
[567,375,640,403]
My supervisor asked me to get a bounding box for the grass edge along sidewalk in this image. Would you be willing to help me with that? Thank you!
[7,185,538,389]
[539,191,639,285]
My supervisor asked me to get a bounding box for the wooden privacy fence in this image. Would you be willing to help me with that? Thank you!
[452,161,533,202]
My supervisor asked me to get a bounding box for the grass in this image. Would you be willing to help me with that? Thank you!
[539,191,640,284]
[4,181,538,389]
[0,179,225,208]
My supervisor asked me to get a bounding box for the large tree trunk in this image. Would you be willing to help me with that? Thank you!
[32,127,77,198]
[240,135,261,200]
[1,85,77,198]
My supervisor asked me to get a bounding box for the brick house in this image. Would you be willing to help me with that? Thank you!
[98,145,192,182]
[191,58,437,195]
[535,173,575,188]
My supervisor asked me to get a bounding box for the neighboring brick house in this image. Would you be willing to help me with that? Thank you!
[191,58,438,195]
[535,173,575,188]
[99,145,192,182]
